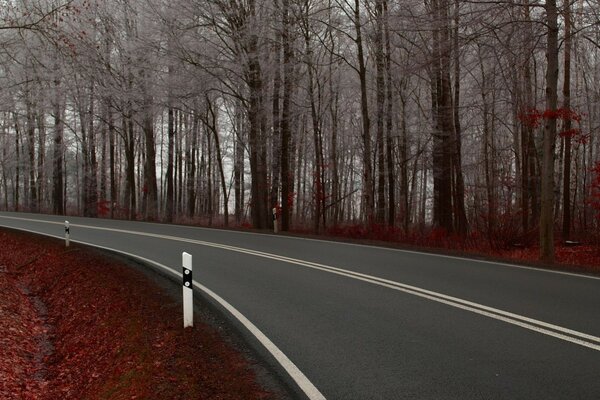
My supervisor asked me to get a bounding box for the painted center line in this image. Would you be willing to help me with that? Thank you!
[2,215,599,352]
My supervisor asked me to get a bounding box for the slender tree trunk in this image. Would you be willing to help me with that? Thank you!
[36,111,45,211]
[187,112,197,219]
[88,84,98,218]
[142,100,158,220]
[166,107,175,222]
[303,24,325,232]
[108,101,116,219]
[14,114,20,211]
[177,112,183,217]
[384,0,396,227]
[430,0,453,232]
[25,86,37,213]
[124,112,136,220]
[374,0,386,224]
[540,0,558,262]
[562,2,572,240]
[452,0,468,235]
[354,0,374,222]
[399,94,408,230]
[271,19,282,223]
[234,105,244,223]
[52,77,64,215]
[247,44,268,228]
[280,0,293,231]
[207,98,230,226]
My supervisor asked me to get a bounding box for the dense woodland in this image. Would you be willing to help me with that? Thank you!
[1,0,600,262]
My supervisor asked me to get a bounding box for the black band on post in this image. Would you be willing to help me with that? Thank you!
[183,267,192,288]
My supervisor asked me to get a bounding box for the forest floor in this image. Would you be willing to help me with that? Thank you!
[0,229,277,400]
[301,224,600,275]
[165,215,600,275]
[178,218,599,275]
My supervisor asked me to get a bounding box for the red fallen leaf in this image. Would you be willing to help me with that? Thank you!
[0,230,275,400]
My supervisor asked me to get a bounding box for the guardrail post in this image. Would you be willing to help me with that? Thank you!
[182,252,193,328]
[273,207,278,234]
[65,221,70,247]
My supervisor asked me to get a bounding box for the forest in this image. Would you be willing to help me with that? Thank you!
[1,0,599,263]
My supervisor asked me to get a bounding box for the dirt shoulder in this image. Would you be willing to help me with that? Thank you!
[0,229,281,400]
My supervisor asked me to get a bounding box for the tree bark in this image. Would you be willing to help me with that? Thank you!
[166,107,175,222]
[52,75,64,215]
[354,0,374,222]
[562,2,572,240]
[540,0,558,263]
[280,0,293,231]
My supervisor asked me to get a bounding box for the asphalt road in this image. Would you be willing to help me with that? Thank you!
[1,211,599,399]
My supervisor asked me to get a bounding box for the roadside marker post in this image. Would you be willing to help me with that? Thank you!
[65,221,70,247]
[273,207,278,234]
[182,252,193,328]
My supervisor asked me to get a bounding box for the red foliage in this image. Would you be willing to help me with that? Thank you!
[559,128,581,138]
[327,223,403,242]
[321,221,600,273]
[0,230,273,400]
[519,107,584,139]
[96,200,110,217]
[519,108,543,128]
[0,267,48,399]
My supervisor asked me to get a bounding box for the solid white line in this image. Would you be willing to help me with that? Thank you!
[2,212,599,281]
[2,215,599,352]
[0,223,327,400]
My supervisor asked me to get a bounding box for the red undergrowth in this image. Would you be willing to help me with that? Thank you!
[0,229,273,400]
[322,223,600,273]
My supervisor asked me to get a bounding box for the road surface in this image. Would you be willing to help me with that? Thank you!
[1,212,599,399]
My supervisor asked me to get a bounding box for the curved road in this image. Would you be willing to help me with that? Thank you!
[1,212,599,399]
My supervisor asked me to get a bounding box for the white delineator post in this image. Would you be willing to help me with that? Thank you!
[182,252,193,328]
[273,207,278,234]
[65,221,70,247]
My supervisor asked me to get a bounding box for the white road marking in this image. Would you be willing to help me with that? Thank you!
[0,223,326,400]
[1,215,599,352]
[2,212,599,281]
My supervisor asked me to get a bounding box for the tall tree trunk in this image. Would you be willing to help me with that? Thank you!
[142,98,158,220]
[25,85,37,213]
[108,101,116,219]
[246,41,268,228]
[384,0,396,227]
[234,105,244,224]
[271,19,282,224]
[207,98,230,226]
[14,114,20,211]
[374,0,386,224]
[124,112,136,220]
[187,112,198,219]
[166,107,175,222]
[430,0,453,232]
[562,2,572,240]
[88,84,98,218]
[303,21,326,232]
[354,0,374,222]
[36,111,45,211]
[280,0,293,231]
[540,0,558,262]
[452,0,468,235]
[52,77,64,215]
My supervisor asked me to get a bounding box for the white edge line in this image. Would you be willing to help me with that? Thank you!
[4,218,600,352]
[3,217,600,347]
[2,213,598,281]
[0,223,327,400]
